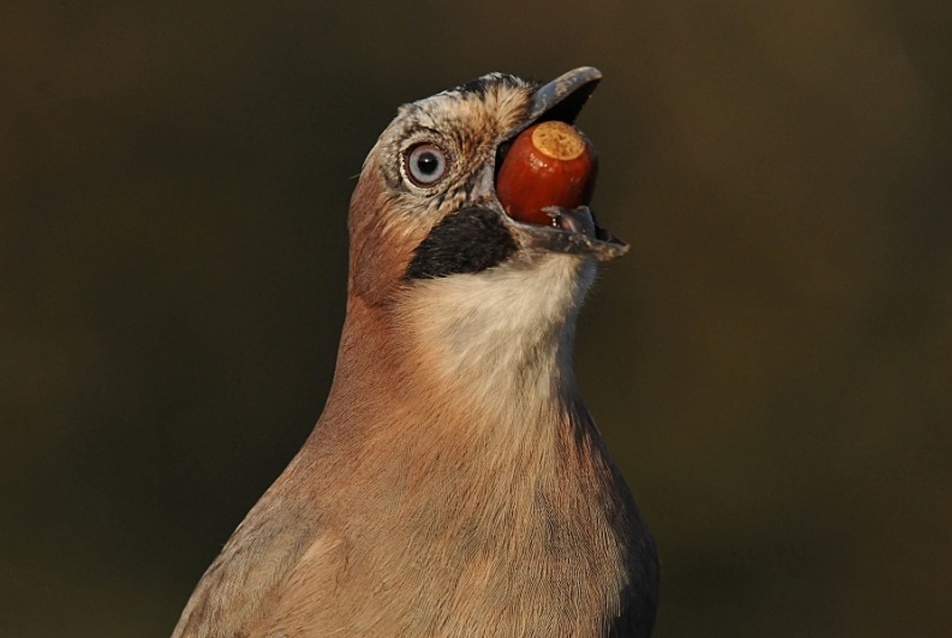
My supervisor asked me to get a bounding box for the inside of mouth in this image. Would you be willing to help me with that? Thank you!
[494,139,516,182]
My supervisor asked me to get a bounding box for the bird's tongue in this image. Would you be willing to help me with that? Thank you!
[496,120,598,232]
[551,205,597,237]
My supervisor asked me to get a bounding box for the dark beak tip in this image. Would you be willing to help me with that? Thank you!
[565,66,603,83]
[597,236,630,262]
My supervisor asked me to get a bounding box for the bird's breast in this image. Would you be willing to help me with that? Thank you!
[297,406,636,637]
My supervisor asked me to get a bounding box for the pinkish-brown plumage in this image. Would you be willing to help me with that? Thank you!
[172,67,658,638]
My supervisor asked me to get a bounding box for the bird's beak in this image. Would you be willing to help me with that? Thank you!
[523,66,603,131]
[495,67,629,263]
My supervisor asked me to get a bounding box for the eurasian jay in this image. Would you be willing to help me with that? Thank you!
[172,66,659,638]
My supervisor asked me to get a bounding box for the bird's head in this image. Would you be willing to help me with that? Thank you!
[340,67,628,406]
[349,66,626,301]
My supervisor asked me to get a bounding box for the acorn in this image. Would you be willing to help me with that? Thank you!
[496,120,598,226]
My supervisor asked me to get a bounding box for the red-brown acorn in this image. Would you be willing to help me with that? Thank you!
[496,120,598,226]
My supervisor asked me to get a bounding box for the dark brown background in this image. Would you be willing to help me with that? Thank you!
[2,1,950,636]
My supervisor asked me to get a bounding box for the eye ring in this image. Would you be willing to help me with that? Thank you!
[404,143,448,186]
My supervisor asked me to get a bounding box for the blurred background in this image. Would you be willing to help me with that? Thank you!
[2,1,950,636]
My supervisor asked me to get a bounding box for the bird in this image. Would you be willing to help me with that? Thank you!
[171,66,659,638]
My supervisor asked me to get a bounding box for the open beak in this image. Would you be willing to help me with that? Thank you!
[495,67,629,263]
[524,66,603,130]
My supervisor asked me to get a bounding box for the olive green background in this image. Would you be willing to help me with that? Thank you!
[2,1,950,636]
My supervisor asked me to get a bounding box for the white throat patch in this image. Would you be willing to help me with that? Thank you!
[402,255,596,410]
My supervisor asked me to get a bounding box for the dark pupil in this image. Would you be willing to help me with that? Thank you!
[416,152,439,175]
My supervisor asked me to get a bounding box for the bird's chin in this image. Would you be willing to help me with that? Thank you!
[505,205,629,262]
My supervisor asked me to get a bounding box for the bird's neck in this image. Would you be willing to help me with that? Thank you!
[320,255,597,447]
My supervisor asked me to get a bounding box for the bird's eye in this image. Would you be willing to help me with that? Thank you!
[404,143,448,186]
